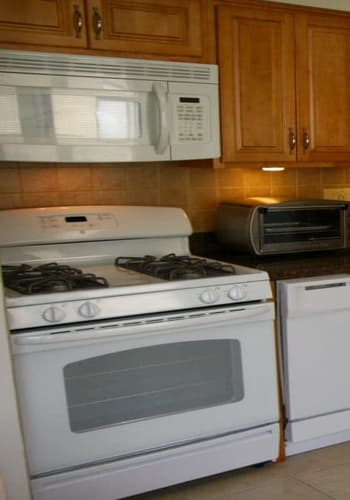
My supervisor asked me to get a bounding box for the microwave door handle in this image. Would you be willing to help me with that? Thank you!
[153,83,169,154]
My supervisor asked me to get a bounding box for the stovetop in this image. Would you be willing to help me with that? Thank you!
[0,206,272,331]
[2,255,271,331]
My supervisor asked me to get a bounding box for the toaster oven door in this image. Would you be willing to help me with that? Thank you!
[258,206,347,254]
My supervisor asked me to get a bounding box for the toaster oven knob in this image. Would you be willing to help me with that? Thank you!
[42,306,66,323]
[228,285,247,301]
[78,301,100,318]
[199,288,219,304]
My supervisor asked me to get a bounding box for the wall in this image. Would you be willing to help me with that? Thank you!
[0,162,349,232]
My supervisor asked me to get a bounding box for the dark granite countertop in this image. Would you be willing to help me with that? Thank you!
[190,232,350,281]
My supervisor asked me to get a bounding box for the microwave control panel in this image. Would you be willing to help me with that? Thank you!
[174,96,210,143]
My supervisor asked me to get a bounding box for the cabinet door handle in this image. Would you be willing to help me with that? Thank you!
[92,7,103,40]
[303,128,311,151]
[73,4,83,38]
[288,128,296,153]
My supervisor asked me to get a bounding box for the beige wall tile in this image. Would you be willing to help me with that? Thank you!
[57,166,91,191]
[126,165,159,190]
[270,169,297,186]
[190,188,218,211]
[216,168,244,188]
[159,188,189,210]
[21,192,60,208]
[93,190,128,205]
[218,187,245,202]
[20,166,58,193]
[0,193,22,209]
[91,166,127,191]
[271,184,297,199]
[297,185,323,199]
[124,189,159,206]
[58,191,94,206]
[244,169,272,189]
[159,166,189,190]
[190,210,216,232]
[297,168,321,186]
[190,167,216,189]
[321,167,345,185]
[245,185,272,198]
[0,167,21,193]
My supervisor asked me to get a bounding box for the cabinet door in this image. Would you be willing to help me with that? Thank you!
[0,0,87,48]
[85,0,205,60]
[217,5,296,163]
[296,13,350,162]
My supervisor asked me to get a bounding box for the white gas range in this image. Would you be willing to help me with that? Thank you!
[0,205,280,500]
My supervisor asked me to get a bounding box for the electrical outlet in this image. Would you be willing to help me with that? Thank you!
[324,188,350,201]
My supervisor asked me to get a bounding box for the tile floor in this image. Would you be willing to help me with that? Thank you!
[131,442,350,499]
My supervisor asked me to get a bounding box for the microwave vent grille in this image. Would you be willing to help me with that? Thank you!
[0,51,216,83]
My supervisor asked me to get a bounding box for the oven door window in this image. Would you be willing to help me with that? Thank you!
[63,339,244,433]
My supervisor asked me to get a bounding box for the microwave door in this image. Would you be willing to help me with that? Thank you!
[0,76,171,162]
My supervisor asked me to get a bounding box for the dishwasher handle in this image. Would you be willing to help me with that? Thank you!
[12,303,274,348]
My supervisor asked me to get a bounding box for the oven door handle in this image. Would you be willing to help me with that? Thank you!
[12,303,274,347]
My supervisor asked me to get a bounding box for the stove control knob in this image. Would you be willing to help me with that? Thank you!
[78,301,100,318]
[228,285,247,301]
[199,288,219,304]
[42,306,66,323]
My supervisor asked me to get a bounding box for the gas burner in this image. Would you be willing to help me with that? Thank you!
[115,254,237,281]
[2,263,109,294]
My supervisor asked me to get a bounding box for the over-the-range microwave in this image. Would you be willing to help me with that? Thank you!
[0,50,220,163]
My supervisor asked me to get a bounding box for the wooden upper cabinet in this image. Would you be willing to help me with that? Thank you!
[0,0,87,48]
[85,0,205,58]
[217,5,296,163]
[0,0,207,60]
[295,13,350,162]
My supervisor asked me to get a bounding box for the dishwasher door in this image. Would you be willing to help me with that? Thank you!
[278,274,350,444]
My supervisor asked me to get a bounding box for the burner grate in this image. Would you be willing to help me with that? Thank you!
[2,263,109,294]
[115,254,236,281]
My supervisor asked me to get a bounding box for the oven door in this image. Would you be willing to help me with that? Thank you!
[11,302,278,476]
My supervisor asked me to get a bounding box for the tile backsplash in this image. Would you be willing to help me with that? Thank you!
[0,162,349,232]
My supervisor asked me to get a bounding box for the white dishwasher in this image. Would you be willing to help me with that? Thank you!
[278,274,350,456]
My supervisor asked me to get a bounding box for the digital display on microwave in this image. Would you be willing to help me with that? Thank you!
[179,97,200,103]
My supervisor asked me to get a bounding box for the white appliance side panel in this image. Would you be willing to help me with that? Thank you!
[13,309,279,475]
[31,424,279,500]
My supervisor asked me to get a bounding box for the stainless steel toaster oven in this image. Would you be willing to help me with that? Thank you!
[216,198,348,255]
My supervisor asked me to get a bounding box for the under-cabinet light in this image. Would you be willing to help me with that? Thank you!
[261,166,285,172]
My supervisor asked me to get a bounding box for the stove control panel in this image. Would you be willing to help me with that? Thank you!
[7,280,271,330]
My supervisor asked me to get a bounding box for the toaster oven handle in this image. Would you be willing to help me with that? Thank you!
[153,82,169,154]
